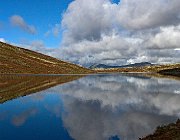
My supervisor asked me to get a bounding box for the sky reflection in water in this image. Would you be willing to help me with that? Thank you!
[0,74,180,140]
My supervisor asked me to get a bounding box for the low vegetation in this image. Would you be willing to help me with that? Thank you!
[0,42,180,139]
[158,68,180,77]
[0,41,92,74]
[95,64,180,76]
[140,119,180,140]
[0,41,179,77]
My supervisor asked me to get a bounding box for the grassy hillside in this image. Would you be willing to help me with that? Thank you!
[0,41,91,74]
[95,63,180,74]
[0,75,82,103]
[0,41,179,75]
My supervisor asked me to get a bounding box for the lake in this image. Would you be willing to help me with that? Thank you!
[0,74,180,140]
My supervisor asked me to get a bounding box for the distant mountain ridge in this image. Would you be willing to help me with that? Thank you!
[89,62,153,69]
[1,41,179,76]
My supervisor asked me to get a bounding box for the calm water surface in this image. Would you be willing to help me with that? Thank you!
[0,74,180,140]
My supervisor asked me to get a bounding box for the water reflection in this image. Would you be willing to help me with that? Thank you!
[0,74,82,103]
[12,108,37,126]
[0,74,180,140]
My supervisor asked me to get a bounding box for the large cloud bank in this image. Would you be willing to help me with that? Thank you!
[55,0,180,66]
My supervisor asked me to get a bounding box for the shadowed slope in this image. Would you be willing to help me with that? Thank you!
[0,41,91,74]
[0,74,83,103]
[158,68,180,77]
[140,120,180,140]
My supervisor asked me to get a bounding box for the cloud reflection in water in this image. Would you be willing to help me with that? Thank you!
[0,75,180,140]
[48,75,180,140]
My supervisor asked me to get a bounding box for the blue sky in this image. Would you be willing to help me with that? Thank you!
[112,0,120,4]
[0,0,179,65]
[0,0,120,48]
[0,0,73,48]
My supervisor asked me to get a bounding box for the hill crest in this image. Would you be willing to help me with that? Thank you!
[0,41,91,74]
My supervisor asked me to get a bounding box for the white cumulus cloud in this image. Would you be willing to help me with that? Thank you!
[10,15,37,34]
[53,0,180,66]
[11,0,179,66]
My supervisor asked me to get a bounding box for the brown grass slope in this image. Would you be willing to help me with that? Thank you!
[140,119,180,140]
[0,75,83,104]
[0,41,91,74]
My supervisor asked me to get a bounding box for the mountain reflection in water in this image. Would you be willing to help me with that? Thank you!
[0,74,180,140]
